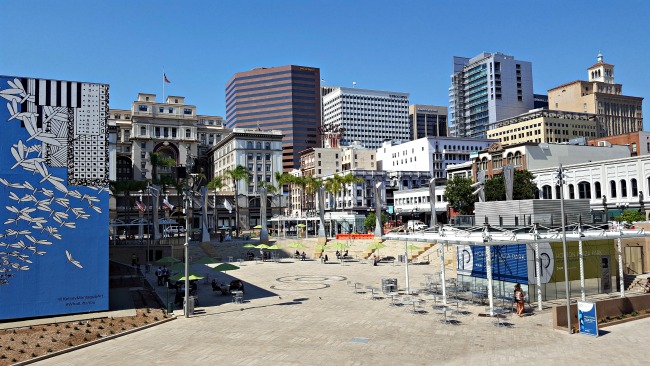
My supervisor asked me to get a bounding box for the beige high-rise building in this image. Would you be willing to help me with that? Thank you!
[548,53,643,136]
[487,109,602,145]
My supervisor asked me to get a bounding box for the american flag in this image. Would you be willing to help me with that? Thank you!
[163,197,174,210]
[135,199,146,212]
[163,73,171,83]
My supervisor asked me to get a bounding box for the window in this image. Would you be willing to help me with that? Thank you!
[631,178,638,196]
[247,141,253,149]
[568,184,575,199]
[140,127,146,136]
[632,143,637,153]
[578,181,591,199]
[185,129,191,138]
[138,105,147,112]
[265,153,270,160]
[595,182,601,198]
[541,185,552,199]
[610,180,617,198]
[256,142,262,149]
[247,153,253,160]
[140,162,146,169]
[256,153,262,160]
[621,180,627,197]
[168,107,174,113]
[140,142,146,149]
[141,151,146,159]
[555,185,561,200]
[257,164,262,172]
[183,108,192,115]
[171,128,177,138]
[159,107,164,113]
[265,142,271,150]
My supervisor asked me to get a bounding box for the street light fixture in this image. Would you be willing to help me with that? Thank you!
[555,164,571,334]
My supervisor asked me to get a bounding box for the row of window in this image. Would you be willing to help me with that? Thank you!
[540,178,644,200]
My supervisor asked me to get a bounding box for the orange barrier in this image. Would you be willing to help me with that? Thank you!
[335,233,375,240]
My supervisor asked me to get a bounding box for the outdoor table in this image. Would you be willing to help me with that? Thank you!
[489,308,507,327]
[367,287,380,300]
[472,291,487,304]
[439,306,453,324]
[387,292,400,306]
[408,299,424,314]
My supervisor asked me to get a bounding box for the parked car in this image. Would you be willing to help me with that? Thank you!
[163,226,185,237]
[407,220,427,231]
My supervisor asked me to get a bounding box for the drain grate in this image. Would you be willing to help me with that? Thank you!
[350,337,369,344]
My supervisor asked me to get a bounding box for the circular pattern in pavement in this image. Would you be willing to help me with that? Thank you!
[270,274,347,291]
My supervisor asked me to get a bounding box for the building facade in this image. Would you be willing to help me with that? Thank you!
[449,52,534,139]
[409,104,448,140]
[322,87,410,149]
[486,109,602,145]
[377,137,495,179]
[111,94,225,182]
[225,65,321,171]
[588,131,650,157]
[547,54,643,136]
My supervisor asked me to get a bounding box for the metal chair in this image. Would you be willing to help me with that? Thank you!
[232,291,243,304]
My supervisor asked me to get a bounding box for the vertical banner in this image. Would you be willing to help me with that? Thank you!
[600,255,611,293]
[577,301,599,337]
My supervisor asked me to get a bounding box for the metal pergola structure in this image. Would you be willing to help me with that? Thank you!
[383,222,650,317]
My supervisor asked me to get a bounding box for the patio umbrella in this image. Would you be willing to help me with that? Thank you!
[154,256,180,266]
[253,225,263,229]
[289,243,306,249]
[406,244,421,258]
[267,244,281,250]
[331,242,349,250]
[219,226,231,230]
[211,263,240,274]
[169,273,204,282]
[255,244,270,249]
[314,244,327,251]
[296,223,306,228]
[170,262,187,271]
[368,242,387,256]
[195,256,220,265]
[243,243,256,248]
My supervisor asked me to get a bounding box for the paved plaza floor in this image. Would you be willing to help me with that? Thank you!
[35,257,650,365]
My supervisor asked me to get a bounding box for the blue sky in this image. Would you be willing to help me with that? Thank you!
[2,0,649,128]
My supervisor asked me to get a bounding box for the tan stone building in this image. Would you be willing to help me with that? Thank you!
[548,53,643,136]
[487,109,601,145]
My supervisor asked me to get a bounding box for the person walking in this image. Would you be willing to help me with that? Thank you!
[514,283,525,317]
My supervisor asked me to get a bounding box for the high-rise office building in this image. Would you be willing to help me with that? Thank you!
[322,87,410,149]
[409,104,448,140]
[449,52,534,139]
[548,53,643,136]
[225,65,321,171]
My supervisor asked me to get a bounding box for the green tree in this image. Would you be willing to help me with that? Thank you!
[364,211,388,231]
[443,176,477,215]
[484,170,539,201]
[225,165,251,236]
[149,152,176,182]
[304,175,323,213]
[614,209,645,225]
[207,176,224,230]
[324,174,344,211]
[275,172,294,215]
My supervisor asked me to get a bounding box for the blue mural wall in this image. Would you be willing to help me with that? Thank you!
[457,244,529,284]
[0,76,109,320]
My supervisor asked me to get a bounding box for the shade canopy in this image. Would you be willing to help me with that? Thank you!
[154,257,180,265]
[195,256,220,265]
[211,263,241,272]
[170,273,204,282]
[255,244,270,249]
[289,243,306,249]
[243,243,257,248]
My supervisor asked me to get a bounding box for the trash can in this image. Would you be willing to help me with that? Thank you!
[398,255,405,263]
[183,296,195,315]
[381,278,398,294]
[167,302,174,314]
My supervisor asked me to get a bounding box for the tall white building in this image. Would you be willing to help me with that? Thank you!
[449,52,534,139]
[322,87,410,149]
[376,137,495,179]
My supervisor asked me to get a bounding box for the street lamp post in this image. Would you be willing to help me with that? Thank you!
[183,188,191,318]
[555,164,571,334]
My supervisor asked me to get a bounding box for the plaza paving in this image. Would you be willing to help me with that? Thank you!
[35,248,650,365]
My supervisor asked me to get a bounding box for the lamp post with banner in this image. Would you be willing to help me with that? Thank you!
[555,164,571,334]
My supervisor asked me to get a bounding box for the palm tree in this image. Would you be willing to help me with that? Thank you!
[109,179,148,222]
[324,174,344,211]
[275,172,294,216]
[304,175,322,214]
[149,152,176,182]
[225,165,251,237]
[341,173,364,210]
[207,176,223,232]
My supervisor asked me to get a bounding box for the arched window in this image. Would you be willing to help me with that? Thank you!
[568,184,575,199]
[621,180,627,197]
[514,151,522,166]
[594,182,602,198]
[247,141,253,149]
[578,181,591,199]
[481,157,488,170]
[631,178,638,197]
[542,185,552,199]
[256,142,262,149]
[610,180,617,198]
[506,153,514,165]
[555,185,561,199]
[265,142,271,150]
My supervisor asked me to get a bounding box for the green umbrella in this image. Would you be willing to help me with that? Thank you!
[368,242,387,256]
[170,273,204,282]
[253,225,263,229]
[296,223,306,228]
[406,244,421,258]
[243,243,257,248]
[267,244,281,250]
[314,245,327,251]
[195,256,220,265]
[154,256,180,266]
[211,263,240,273]
[289,243,306,249]
[331,242,349,250]
[255,244,270,249]
[170,262,187,271]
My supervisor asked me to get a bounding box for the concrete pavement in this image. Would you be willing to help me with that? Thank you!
[34,256,650,365]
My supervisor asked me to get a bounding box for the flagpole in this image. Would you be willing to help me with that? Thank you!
[162,68,165,103]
